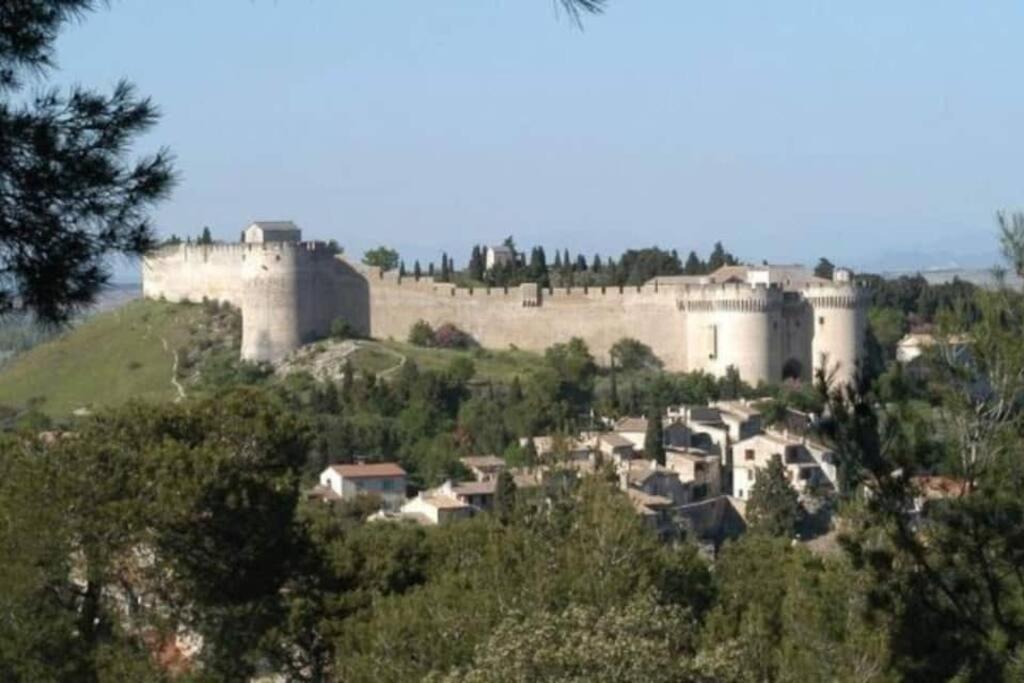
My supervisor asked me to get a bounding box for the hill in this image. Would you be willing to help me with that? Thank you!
[279,337,542,384]
[0,299,239,419]
[0,299,543,420]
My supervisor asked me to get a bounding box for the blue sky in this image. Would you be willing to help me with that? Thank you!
[53,1,1024,276]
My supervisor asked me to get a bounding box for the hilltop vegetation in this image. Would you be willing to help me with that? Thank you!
[0,299,241,420]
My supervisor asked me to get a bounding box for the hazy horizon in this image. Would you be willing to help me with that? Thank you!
[53,2,1024,278]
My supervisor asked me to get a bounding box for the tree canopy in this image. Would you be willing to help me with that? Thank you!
[0,0,174,323]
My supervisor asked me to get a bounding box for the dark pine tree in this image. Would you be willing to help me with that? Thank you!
[0,3,175,322]
[684,250,704,275]
[469,245,485,281]
[746,455,801,537]
[592,254,603,273]
[494,470,517,524]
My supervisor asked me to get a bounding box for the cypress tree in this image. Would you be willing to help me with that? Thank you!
[592,254,602,272]
[644,409,665,466]
[399,261,407,277]
[413,260,422,280]
[428,262,435,277]
[553,249,563,270]
[494,470,517,524]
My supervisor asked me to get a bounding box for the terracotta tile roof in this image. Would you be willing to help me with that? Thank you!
[330,462,406,479]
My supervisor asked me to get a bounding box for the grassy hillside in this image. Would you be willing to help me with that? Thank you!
[0,299,238,418]
[0,299,542,420]
[282,338,543,385]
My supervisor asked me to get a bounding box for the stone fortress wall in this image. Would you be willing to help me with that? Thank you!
[142,224,868,386]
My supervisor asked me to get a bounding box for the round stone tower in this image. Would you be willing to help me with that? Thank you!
[683,283,782,385]
[240,242,309,363]
[804,269,867,386]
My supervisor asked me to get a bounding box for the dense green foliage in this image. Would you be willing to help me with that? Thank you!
[745,456,801,537]
[0,0,174,323]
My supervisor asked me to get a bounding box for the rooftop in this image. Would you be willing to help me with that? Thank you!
[600,433,634,449]
[614,416,648,433]
[249,220,300,232]
[714,400,762,420]
[419,493,471,510]
[329,462,406,479]
[626,488,673,514]
[450,480,498,496]
[459,455,507,470]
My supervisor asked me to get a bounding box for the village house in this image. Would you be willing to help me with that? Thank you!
[316,462,407,510]
[597,432,636,463]
[437,479,498,511]
[521,434,593,462]
[399,490,473,526]
[729,431,835,500]
[459,455,507,481]
[620,459,691,506]
[668,405,730,460]
[711,400,764,442]
[625,489,675,539]
[665,447,722,500]
[613,416,648,450]
[613,416,690,451]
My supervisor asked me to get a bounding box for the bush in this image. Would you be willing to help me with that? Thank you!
[433,322,475,349]
[330,317,357,340]
[610,337,663,371]
[408,320,435,347]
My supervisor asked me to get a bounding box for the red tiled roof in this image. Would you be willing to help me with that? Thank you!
[330,462,406,479]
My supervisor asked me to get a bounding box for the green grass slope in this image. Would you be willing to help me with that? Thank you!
[0,299,235,417]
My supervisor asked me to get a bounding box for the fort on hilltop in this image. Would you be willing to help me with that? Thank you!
[142,221,869,385]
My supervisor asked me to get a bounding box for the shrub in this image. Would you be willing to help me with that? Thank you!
[433,322,475,349]
[330,317,357,340]
[408,320,435,347]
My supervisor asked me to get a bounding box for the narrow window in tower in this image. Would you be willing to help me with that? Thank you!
[819,316,825,326]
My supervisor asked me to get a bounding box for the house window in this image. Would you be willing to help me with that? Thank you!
[695,463,706,474]
[745,449,755,461]
[819,316,825,326]
[737,489,744,498]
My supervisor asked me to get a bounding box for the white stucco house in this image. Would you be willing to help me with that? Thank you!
[400,491,473,525]
[729,431,836,500]
[318,462,407,510]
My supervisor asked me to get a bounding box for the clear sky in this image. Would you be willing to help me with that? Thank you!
[53,1,1024,276]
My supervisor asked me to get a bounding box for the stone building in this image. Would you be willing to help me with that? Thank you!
[143,220,868,386]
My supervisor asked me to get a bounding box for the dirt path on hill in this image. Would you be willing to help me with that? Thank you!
[160,336,186,401]
[375,344,407,380]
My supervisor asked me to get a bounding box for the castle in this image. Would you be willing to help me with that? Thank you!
[142,221,869,386]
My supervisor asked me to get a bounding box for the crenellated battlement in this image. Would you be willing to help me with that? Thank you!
[141,230,868,386]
